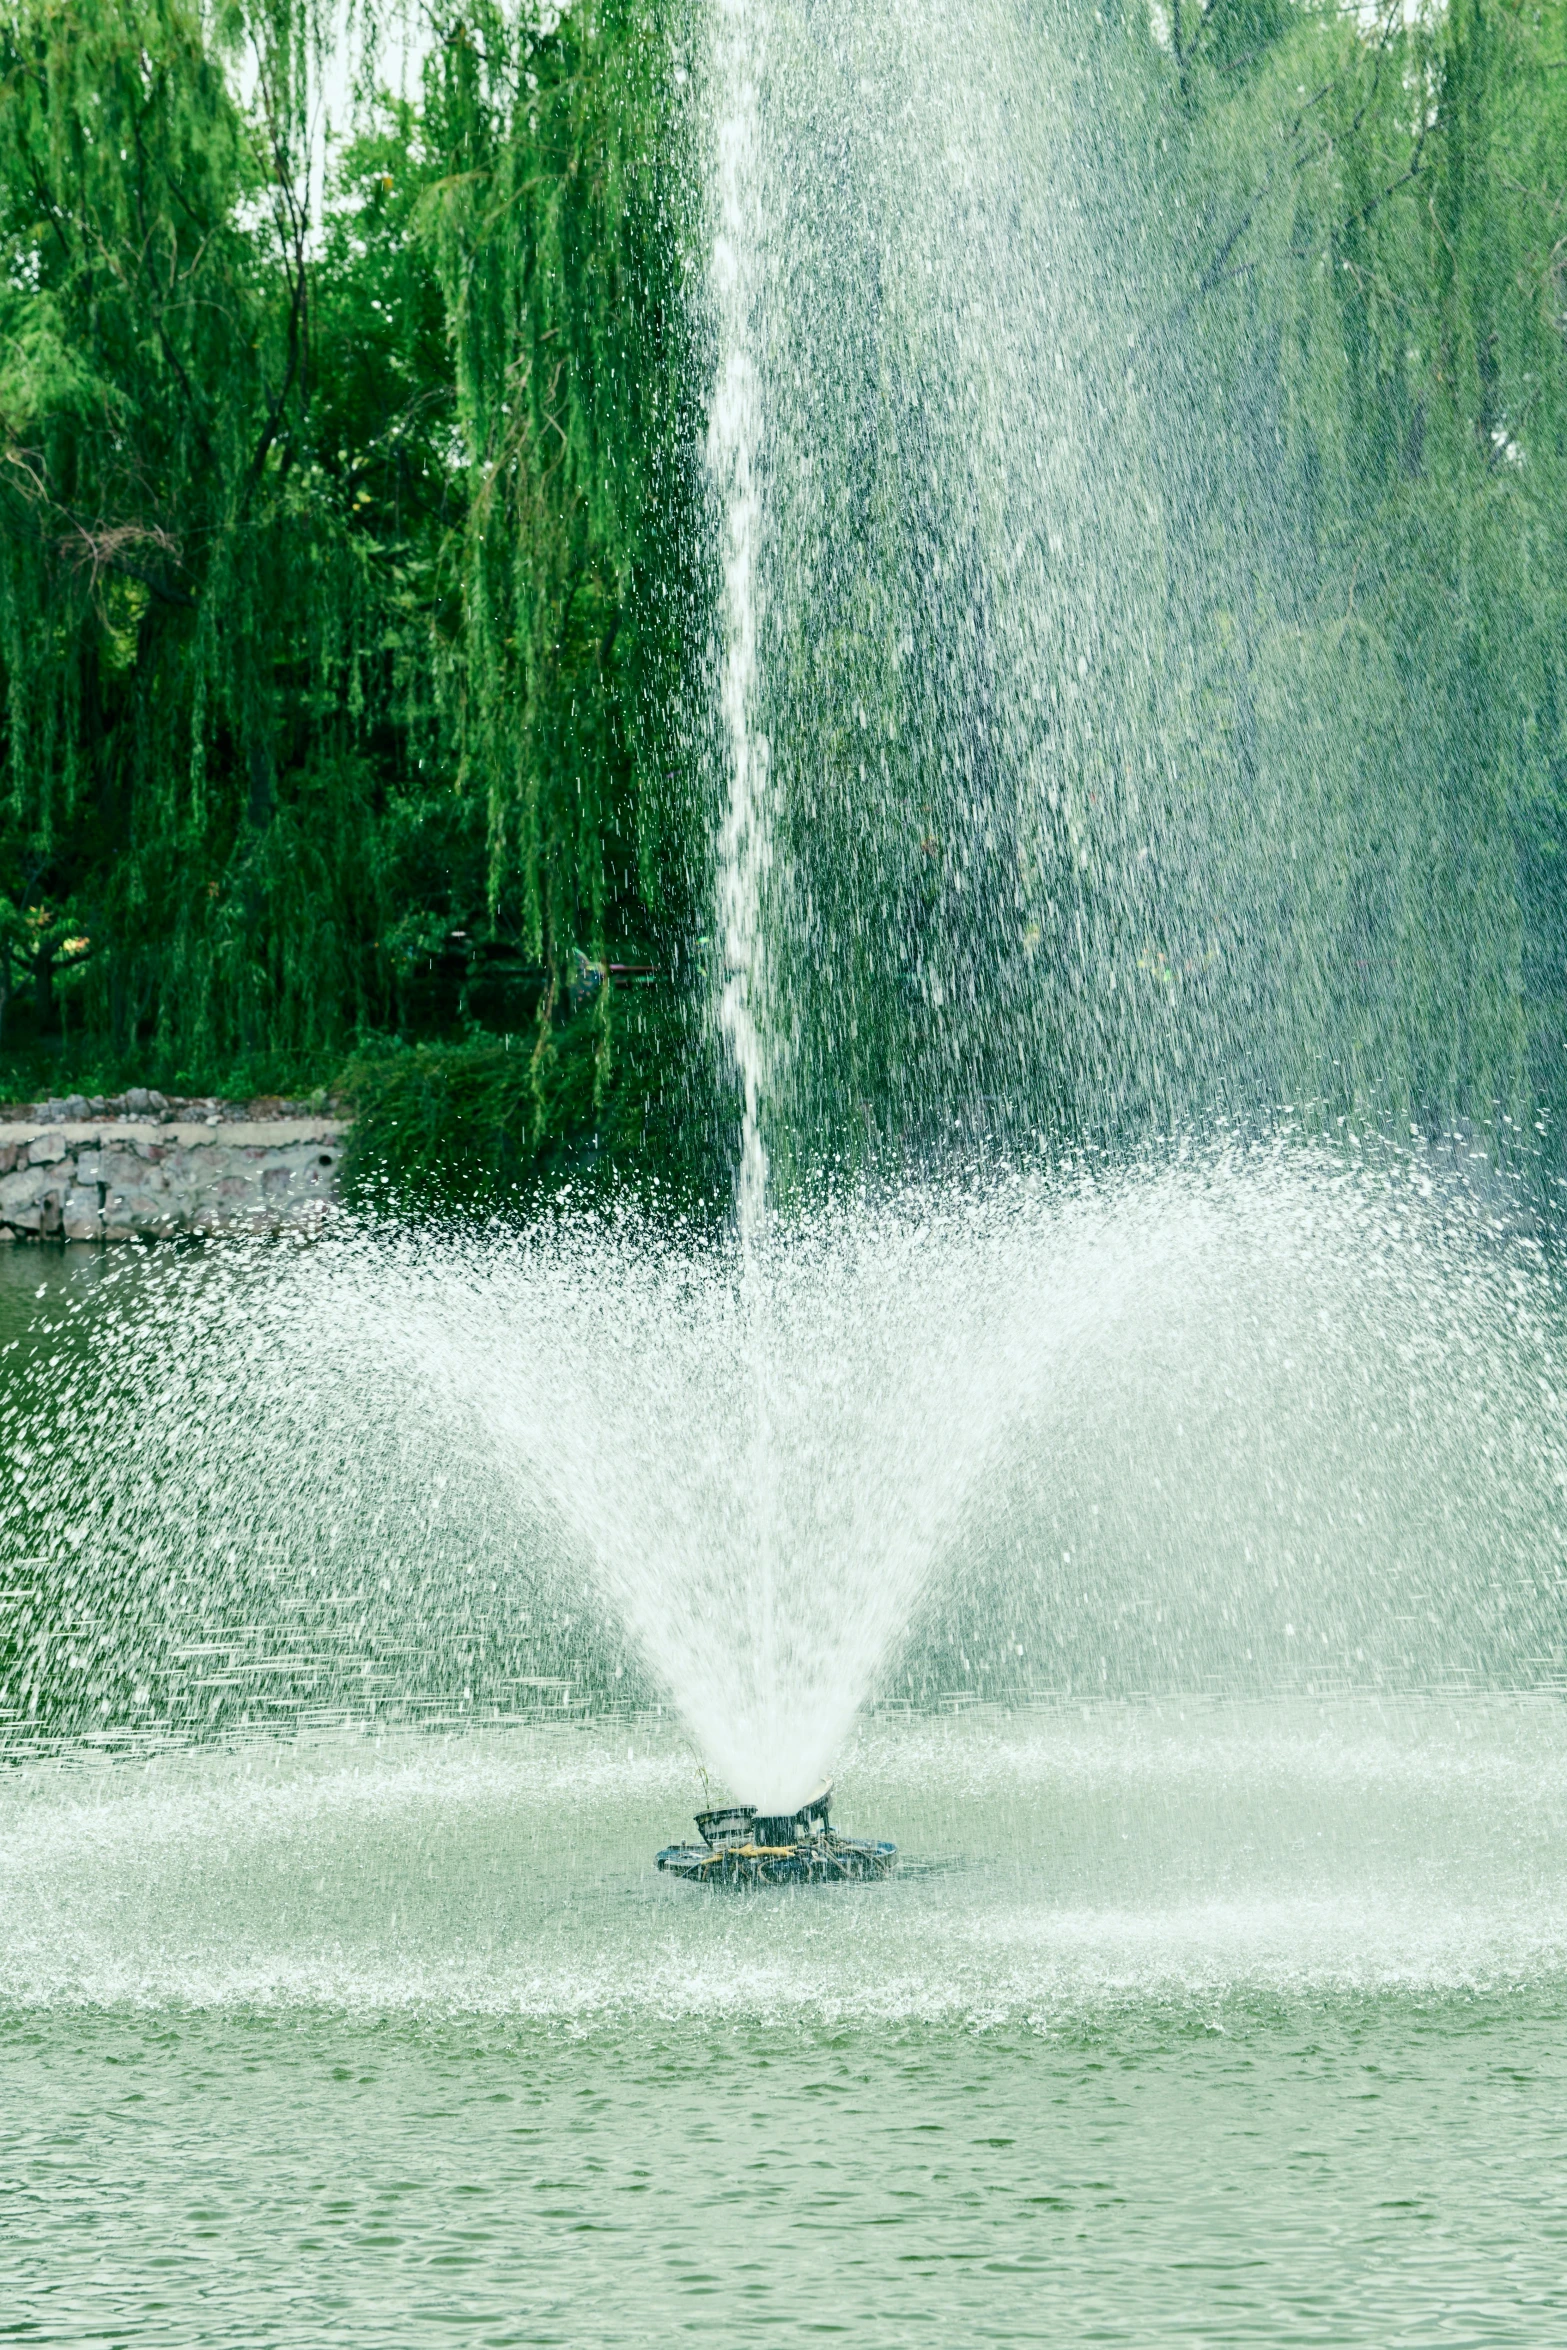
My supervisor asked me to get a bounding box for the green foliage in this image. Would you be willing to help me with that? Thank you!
[0,0,416,1061]
[1130,0,1567,1133]
[0,0,705,1144]
[337,986,723,1214]
[0,0,1563,1187]
[751,0,1567,1163]
[421,0,708,976]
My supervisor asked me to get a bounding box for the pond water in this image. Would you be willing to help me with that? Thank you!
[5,1234,1567,2345]
[7,1684,1567,2342]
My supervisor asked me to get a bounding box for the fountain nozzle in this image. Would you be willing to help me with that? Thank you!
[658,1778,895,1886]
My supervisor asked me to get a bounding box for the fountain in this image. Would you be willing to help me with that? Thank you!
[0,0,1557,1995]
[3,4,1567,2331]
[0,0,1554,1857]
[4,6,1567,2329]
[1,1136,1561,1808]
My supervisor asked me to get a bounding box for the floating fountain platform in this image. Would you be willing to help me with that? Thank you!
[656,1779,896,1887]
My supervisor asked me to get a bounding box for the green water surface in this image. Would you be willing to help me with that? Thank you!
[5,1245,1567,2345]
[7,1990,1566,2348]
[5,1694,1567,2347]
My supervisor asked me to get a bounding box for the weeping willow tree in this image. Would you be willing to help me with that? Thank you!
[0,0,405,1067]
[0,0,707,1114]
[1127,0,1567,1144]
[417,0,711,1124]
[0,0,1563,1189]
[1043,0,1567,1149]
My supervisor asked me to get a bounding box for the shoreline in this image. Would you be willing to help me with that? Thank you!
[0,1092,347,1239]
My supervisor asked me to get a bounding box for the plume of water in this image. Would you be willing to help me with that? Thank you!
[692,0,1542,1159]
[3,1145,1564,1814]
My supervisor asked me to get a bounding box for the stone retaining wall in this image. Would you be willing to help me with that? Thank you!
[0,1111,348,1241]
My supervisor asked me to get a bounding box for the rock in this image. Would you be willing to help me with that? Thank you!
[101,1151,155,1197]
[0,1103,346,1239]
[0,1166,47,1213]
[110,1193,181,1231]
[63,1189,102,1241]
